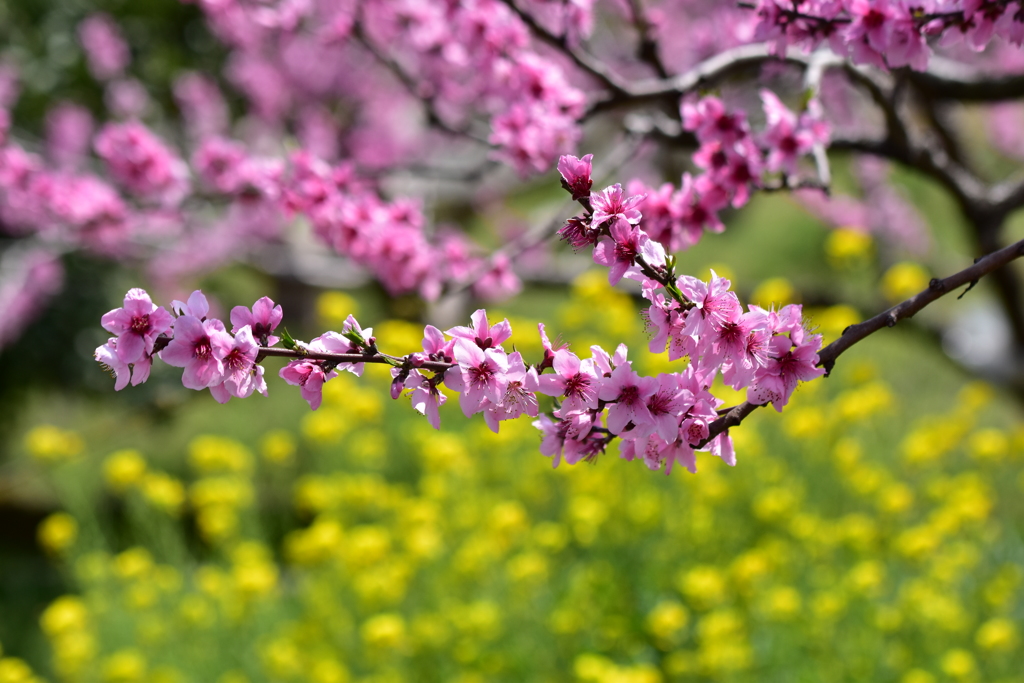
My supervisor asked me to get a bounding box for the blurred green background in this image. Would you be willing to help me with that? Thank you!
[1,1,1023,682]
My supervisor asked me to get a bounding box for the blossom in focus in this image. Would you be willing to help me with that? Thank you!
[159,315,233,390]
[100,288,174,365]
[557,153,593,200]
[230,296,283,346]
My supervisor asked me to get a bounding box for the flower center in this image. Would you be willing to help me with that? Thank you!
[564,373,591,399]
[130,314,150,335]
[469,362,494,387]
[194,337,212,360]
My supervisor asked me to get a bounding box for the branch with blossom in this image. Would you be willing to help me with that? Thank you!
[97,153,1024,476]
[3,0,1024,465]
[9,1,1024,358]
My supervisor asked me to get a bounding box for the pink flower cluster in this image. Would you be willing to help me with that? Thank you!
[97,262,825,476]
[752,0,1024,70]
[623,93,829,254]
[0,144,133,257]
[78,13,130,81]
[94,121,189,205]
[557,150,827,415]
[181,0,587,176]
[96,289,279,402]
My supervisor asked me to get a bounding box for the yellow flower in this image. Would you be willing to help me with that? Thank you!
[813,305,861,345]
[488,501,529,545]
[188,435,253,474]
[975,617,1019,651]
[178,595,214,628]
[301,409,353,444]
[0,658,35,683]
[958,381,994,412]
[782,406,826,439]
[141,472,186,515]
[678,566,729,610]
[310,658,349,683]
[835,381,893,421]
[316,290,359,328]
[895,525,942,561]
[190,476,254,509]
[37,512,78,554]
[261,637,301,679]
[196,505,238,544]
[25,425,83,462]
[968,428,1009,463]
[826,227,873,268]
[285,516,344,565]
[454,601,502,641]
[532,522,568,553]
[232,561,278,598]
[750,277,796,308]
[847,560,886,596]
[507,552,548,585]
[374,319,423,356]
[293,474,339,514]
[877,482,914,515]
[412,614,452,650]
[698,263,737,287]
[811,591,846,623]
[730,550,771,593]
[113,548,154,580]
[568,496,608,546]
[361,613,407,650]
[939,649,977,679]
[982,565,1021,608]
[51,631,96,676]
[900,669,936,683]
[102,649,147,683]
[753,487,800,523]
[881,262,929,303]
[760,586,802,621]
[40,596,89,637]
[645,601,689,648]
[343,525,391,569]
[231,542,278,598]
[260,430,296,465]
[574,653,615,682]
[103,449,147,491]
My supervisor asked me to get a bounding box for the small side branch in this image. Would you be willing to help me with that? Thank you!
[698,237,1024,447]
[907,57,1024,101]
[626,0,670,79]
[500,0,631,94]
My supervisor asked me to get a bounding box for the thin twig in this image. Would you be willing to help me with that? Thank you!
[696,237,1024,447]
[499,0,632,94]
[351,23,489,145]
[626,0,670,79]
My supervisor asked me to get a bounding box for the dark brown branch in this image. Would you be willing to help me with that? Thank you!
[907,57,1024,101]
[256,347,455,374]
[698,237,1024,447]
[586,43,819,116]
[626,0,670,79]
[351,23,489,144]
[499,0,631,94]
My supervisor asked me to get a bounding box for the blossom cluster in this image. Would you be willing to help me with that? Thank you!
[752,0,1024,69]
[98,153,825,475]
[96,288,278,402]
[622,93,829,254]
[186,0,590,176]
